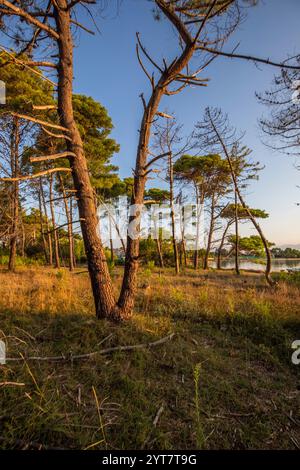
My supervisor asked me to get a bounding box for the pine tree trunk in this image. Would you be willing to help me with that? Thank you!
[169,152,179,274]
[54,2,116,318]
[38,179,49,264]
[203,196,215,270]
[156,238,164,268]
[40,178,53,266]
[194,188,202,270]
[217,220,232,270]
[69,196,77,268]
[115,8,197,318]
[182,239,187,267]
[153,214,164,268]
[49,173,60,269]
[234,190,240,275]
[8,116,19,272]
[179,205,188,267]
[211,121,274,286]
[116,79,165,319]
[20,218,25,258]
[59,174,74,271]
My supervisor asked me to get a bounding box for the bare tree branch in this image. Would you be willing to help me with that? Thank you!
[0,0,59,39]
[197,45,300,70]
[30,151,76,163]
[0,167,72,182]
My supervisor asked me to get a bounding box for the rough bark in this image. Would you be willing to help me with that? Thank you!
[116,1,199,317]
[116,85,165,317]
[54,1,116,318]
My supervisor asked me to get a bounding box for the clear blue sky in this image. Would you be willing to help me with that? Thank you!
[73,0,300,246]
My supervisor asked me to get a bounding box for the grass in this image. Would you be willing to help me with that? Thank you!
[193,363,205,449]
[0,265,299,450]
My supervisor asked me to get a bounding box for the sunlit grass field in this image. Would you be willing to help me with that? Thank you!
[0,266,299,449]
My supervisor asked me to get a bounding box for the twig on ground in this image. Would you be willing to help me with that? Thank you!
[0,382,26,387]
[153,404,164,427]
[290,434,300,450]
[5,333,175,363]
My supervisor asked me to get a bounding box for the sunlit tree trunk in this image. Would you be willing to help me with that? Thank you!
[169,152,179,274]
[117,89,165,318]
[209,113,274,286]
[54,1,116,317]
[234,190,240,275]
[203,195,216,270]
[20,217,25,258]
[217,220,233,269]
[182,239,187,267]
[8,116,19,272]
[109,211,114,263]
[156,238,164,268]
[59,174,74,271]
[38,179,49,264]
[70,197,77,268]
[49,173,60,269]
[179,205,188,267]
[194,187,203,270]
[40,178,53,266]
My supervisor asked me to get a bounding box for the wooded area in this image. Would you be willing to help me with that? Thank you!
[0,0,299,453]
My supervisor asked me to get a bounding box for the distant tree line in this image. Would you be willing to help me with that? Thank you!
[271,247,300,259]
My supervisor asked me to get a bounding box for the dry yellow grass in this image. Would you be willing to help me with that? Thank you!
[0,266,299,449]
[0,267,93,316]
[0,266,299,323]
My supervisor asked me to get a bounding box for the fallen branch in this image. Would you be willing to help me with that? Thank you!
[143,403,165,448]
[5,333,175,362]
[201,410,255,420]
[0,382,26,387]
[153,404,164,427]
[290,435,300,450]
